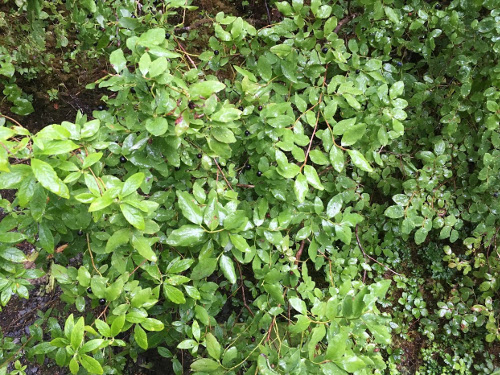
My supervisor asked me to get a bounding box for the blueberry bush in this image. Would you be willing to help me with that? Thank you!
[0,0,499,374]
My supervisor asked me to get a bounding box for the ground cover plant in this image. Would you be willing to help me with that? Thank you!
[0,0,499,374]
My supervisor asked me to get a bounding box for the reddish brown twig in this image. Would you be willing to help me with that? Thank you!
[235,260,254,317]
[236,184,255,188]
[355,225,400,279]
[214,158,234,191]
[266,315,276,342]
[334,13,358,33]
[295,240,306,265]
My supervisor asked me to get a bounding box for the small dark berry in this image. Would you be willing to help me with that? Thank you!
[166,33,171,39]
[87,287,92,294]
[214,50,219,55]
[97,104,105,111]
[87,14,92,18]
[245,164,251,170]
[251,336,256,342]
[175,166,180,171]
[188,101,196,109]
[257,171,262,177]
[238,106,244,111]
[130,87,136,93]
[77,230,83,236]
[258,105,263,111]
[435,3,441,9]
[322,47,328,54]
[494,193,499,198]
[99,298,106,305]
[260,328,266,334]
[396,61,403,67]
[131,14,136,18]
[280,254,285,259]
[356,69,360,74]
[76,29,80,34]
[197,153,202,159]
[120,156,127,163]
[245,130,250,136]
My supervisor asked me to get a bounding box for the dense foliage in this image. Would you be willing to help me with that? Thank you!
[0,0,499,374]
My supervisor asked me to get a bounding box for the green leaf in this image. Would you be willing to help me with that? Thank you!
[131,235,157,262]
[134,324,148,350]
[335,224,351,244]
[31,159,69,199]
[326,195,343,218]
[414,228,428,245]
[0,247,26,262]
[347,150,373,173]
[384,205,404,219]
[270,44,292,58]
[167,225,206,247]
[206,332,222,360]
[138,28,165,46]
[80,339,105,353]
[82,153,103,169]
[69,359,79,375]
[294,173,308,203]
[88,195,113,212]
[120,203,145,230]
[211,108,241,123]
[189,81,226,98]
[105,229,130,253]
[342,354,367,372]
[263,283,285,304]
[204,196,219,231]
[110,49,126,73]
[121,173,145,198]
[163,284,186,304]
[177,191,203,225]
[390,81,404,99]
[148,57,168,78]
[191,258,218,280]
[38,223,54,253]
[146,117,168,136]
[211,127,236,143]
[71,317,84,350]
[303,165,324,190]
[190,359,221,372]
[219,255,237,284]
[229,234,250,252]
[110,315,125,337]
[289,297,307,314]
[141,318,164,331]
[384,6,400,23]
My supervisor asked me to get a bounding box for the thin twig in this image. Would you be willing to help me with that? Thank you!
[301,69,328,170]
[295,240,306,265]
[334,13,358,34]
[235,260,254,317]
[86,234,102,276]
[174,18,212,32]
[264,0,271,25]
[213,158,234,191]
[265,315,276,342]
[130,259,147,276]
[236,184,255,188]
[0,114,24,128]
[355,225,400,278]
[174,37,197,70]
